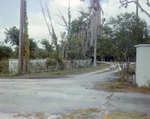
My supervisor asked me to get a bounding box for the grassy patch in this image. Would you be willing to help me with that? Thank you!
[13,109,150,119]
[14,112,48,119]
[0,62,109,79]
[102,112,150,119]
[34,112,48,119]
[94,78,150,94]
[18,113,32,117]
[61,107,102,119]
[60,108,150,119]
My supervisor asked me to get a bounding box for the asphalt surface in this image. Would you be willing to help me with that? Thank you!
[0,64,150,117]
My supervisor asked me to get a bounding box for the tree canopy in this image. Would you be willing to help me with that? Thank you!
[4,26,19,46]
[97,12,150,61]
[0,45,12,60]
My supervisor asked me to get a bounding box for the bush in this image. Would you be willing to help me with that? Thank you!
[0,46,13,60]
[57,59,66,70]
[0,60,9,74]
[46,58,57,71]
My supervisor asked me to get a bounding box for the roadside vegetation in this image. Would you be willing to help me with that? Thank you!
[61,108,102,119]
[101,112,150,119]
[0,62,109,79]
[95,65,150,94]
[94,79,150,94]
[94,64,150,94]
[0,60,9,74]
[13,107,150,119]
[1,11,150,78]
[61,109,150,119]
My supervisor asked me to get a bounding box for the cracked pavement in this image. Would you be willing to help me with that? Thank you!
[0,63,150,117]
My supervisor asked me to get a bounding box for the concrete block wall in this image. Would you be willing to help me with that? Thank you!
[9,59,92,73]
[73,59,92,68]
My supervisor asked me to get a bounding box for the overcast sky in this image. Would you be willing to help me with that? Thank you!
[0,0,150,48]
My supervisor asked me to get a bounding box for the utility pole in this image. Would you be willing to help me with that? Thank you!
[136,0,138,22]
[135,0,138,44]
[19,0,24,75]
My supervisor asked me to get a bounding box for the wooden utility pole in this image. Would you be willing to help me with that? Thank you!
[136,0,138,22]
[19,0,24,75]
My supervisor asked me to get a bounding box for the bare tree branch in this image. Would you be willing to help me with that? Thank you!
[45,3,53,29]
[56,14,69,29]
[80,11,90,20]
[57,8,69,29]
[56,13,62,19]
[39,0,52,36]
[138,1,150,18]
[121,0,136,5]
[120,0,150,18]
[57,22,66,27]
[146,0,150,6]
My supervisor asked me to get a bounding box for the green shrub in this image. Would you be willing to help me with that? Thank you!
[57,59,66,70]
[46,58,56,66]
[0,60,9,74]
[46,58,57,71]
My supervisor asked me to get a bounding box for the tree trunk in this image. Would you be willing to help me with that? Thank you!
[65,0,71,60]
[93,35,97,67]
[62,46,64,59]
[65,37,69,60]
[93,8,98,67]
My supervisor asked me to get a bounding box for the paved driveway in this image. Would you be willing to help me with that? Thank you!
[0,65,150,117]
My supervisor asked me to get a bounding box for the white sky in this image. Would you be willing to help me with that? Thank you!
[0,0,150,49]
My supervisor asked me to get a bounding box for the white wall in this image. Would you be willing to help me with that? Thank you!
[135,44,150,87]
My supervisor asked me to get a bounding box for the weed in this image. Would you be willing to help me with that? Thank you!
[101,112,150,119]
[94,78,150,94]
[34,112,48,119]
[132,83,138,88]
[116,78,127,82]
[25,70,32,74]
[60,108,150,119]
[61,108,101,119]
[16,112,48,119]
[18,113,32,117]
